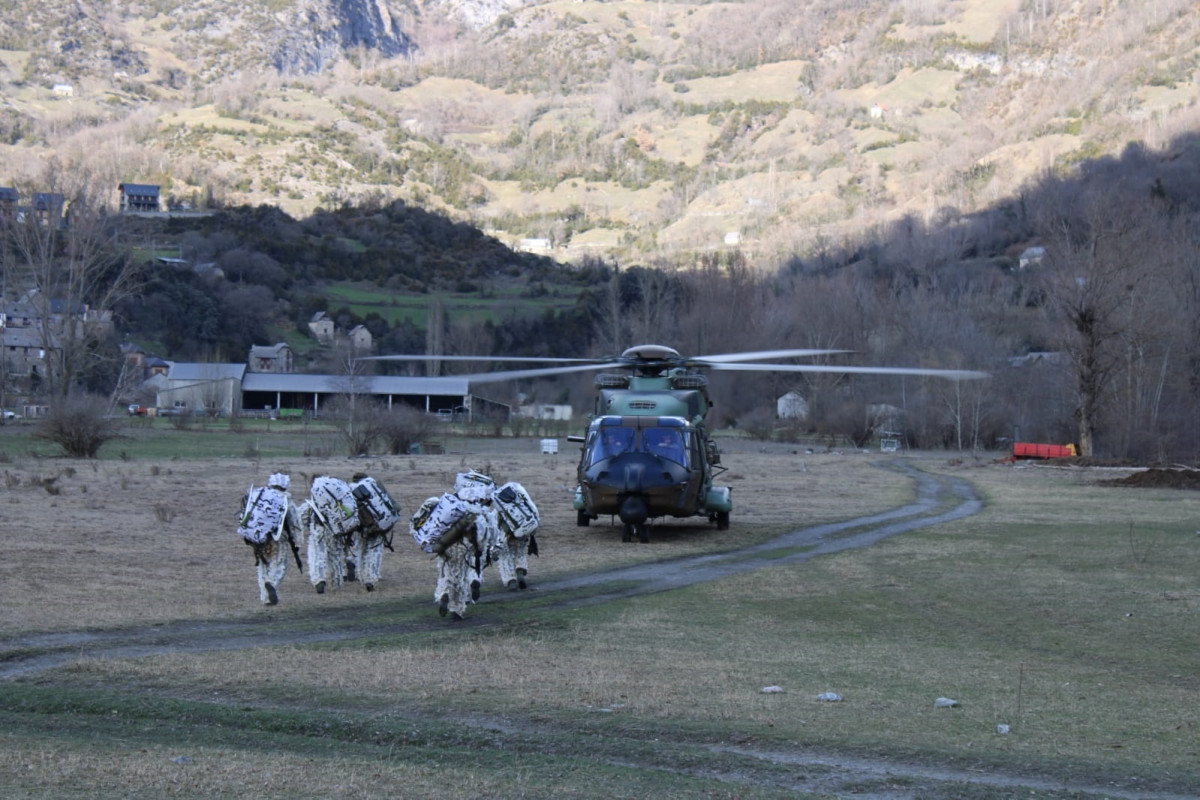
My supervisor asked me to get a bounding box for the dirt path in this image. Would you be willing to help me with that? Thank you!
[2,460,1189,799]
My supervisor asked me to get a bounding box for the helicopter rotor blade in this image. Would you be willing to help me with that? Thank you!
[709,363,990,380]
[359,345,988,381]
[448,362,627,383]
[692,349,850,363]
[361,354,605,364]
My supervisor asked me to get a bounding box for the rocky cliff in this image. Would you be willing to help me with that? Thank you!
[0,0,413,81]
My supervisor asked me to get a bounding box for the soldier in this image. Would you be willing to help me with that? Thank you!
[344,473,403,592]
[303,474,359,594]
[237,472,303,606]
[411,479,499,620]
[492,481,540,591]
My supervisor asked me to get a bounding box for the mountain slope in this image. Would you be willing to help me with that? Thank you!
[1,0,1197,266]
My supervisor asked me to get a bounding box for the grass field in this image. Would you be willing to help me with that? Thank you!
[0,426,1197,798]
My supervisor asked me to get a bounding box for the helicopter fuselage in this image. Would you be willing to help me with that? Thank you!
[572,413,731,539]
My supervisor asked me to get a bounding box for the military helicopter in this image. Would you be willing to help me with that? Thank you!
[370,345,986,543]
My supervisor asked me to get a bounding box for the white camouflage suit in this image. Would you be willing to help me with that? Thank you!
[302,502,343,592]
[492,481,540,591]
[410,486,500,620]
[344,528,385,591]
[303,476,356,593]
[344,474,393,592]
[240,473,302,606]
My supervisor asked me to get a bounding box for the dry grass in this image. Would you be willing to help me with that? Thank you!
[0,442,903,635]
[3,444,1199,796]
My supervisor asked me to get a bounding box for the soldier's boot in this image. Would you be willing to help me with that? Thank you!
[364,582,375,592]
[506,579,518,591]
[315,580,326,594]
[438,593,449,617]
[470,580,481,601]
[517,568,528,590]
[265,583,278,606]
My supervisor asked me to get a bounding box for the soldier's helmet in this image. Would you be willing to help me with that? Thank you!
[268,472,290,490]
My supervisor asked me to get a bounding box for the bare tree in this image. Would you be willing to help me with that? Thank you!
[1034,189,1160,457]
[330,343,376,455]
[2,170,141,404]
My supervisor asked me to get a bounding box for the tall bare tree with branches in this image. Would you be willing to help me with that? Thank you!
[2,170,141,404]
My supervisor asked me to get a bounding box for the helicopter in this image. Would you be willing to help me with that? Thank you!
[368,345,987,543]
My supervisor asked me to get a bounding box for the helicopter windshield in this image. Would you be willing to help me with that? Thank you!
[589,426,635,462]
[641,426,687,465]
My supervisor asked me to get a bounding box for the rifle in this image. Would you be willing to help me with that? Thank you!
[276,501,303,570]
[285,528,303,570]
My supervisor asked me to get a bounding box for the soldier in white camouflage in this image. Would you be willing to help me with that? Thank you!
[238,472,303,606]
[410,480,500,620]
[491,481,540,591]
[303,475,358,594]
[344,472,403,592]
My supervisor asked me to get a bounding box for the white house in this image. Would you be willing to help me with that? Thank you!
[308,312,334,343]
[519,403,573,421]
[348,324,373,352]
[776,391,809,420]
[157,362,247,416]
[1018,246,1046,269]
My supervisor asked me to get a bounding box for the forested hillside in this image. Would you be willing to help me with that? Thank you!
[116,200,604,366]
[98,125,1200,462]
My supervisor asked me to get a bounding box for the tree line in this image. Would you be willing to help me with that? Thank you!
[6,132,1200,461]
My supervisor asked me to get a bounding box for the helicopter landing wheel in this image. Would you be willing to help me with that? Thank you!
[637,523,650,543]
[621,524,633,543]
[577,510,591,527]
[715,511,729,531]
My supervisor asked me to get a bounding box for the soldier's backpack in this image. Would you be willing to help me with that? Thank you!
[454,470,495,498]
[494,482,539,539]
[238,485,288,545]
[308,475,359,536]
[351,475,403,535]
[411,493,478,554]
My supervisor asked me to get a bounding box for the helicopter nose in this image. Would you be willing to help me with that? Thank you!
[618,494,649,524]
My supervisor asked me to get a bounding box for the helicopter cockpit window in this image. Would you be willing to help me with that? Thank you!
[589,426,635,463]
[642,426,687,465]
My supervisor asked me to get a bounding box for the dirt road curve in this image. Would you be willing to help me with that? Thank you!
[0,461,972,679]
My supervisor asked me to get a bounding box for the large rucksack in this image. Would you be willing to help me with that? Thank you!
[410,493,481,554]
[454,470,495,501]
[308,475,359,536]
[238,485,289,544]
[494,481,539,539]
[351,475,403,535]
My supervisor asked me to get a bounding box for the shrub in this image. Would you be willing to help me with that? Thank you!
[33,396,124,458]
